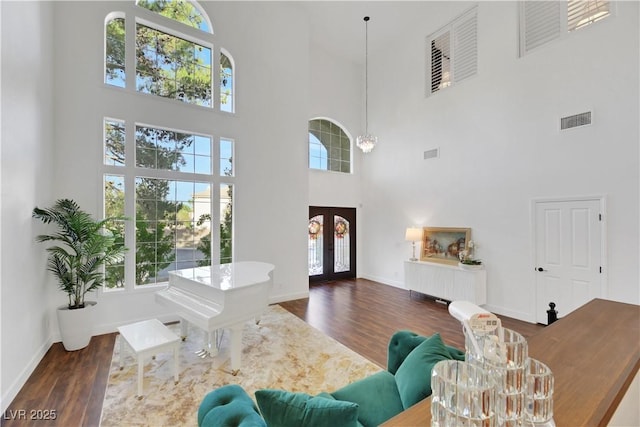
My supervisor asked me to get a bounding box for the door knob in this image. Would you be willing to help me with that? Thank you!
[537,267,546,272]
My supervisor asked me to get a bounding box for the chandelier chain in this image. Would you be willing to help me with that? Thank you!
[364,16,369,135]
[357,16,377,154]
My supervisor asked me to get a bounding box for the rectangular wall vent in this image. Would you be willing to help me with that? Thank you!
[561,111,592,130]
[424,148,440,160]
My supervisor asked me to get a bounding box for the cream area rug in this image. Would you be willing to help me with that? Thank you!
[99,305,382,427]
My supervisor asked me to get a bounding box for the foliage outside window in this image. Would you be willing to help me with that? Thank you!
[105,17,125,87]
[104,121,220,289]
[104,175,126,288]
[219,184,233,264]
[135,176,211,285]
[135,126,212,174]
[137,0,211,33]
[308,119,351,173]
[105,1,230,111]
[136,24,212,106]
[195,141,234,266]
[102,1,236,290]
[104,119,126,166]
[103,122,237,289]
[220,52,234,112]
[220,138,234,177]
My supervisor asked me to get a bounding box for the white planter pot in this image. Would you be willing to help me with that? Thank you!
[56,301,96,351]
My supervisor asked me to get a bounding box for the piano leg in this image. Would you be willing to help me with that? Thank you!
[180,318,188,341]
[229,324,243,376]
[196,329,222,358]
[207,330,220,356]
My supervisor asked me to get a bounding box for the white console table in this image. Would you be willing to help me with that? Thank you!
[404,260,487,305]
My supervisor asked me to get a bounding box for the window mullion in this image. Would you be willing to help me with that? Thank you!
[213,48,220,112]
[210,183,221,263]
[124,121,137,289]
[213,137,220,177]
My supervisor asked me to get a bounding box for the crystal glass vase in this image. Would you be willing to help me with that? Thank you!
[465,328,528,427]
[524,358,555,426]
[431,360,497,427]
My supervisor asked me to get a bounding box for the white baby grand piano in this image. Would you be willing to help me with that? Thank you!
[155,261,275,375]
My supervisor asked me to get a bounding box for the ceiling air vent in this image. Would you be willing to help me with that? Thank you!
[424,148,440,160]
[560,111,592,131]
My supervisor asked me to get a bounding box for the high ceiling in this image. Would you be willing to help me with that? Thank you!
[296,1,475,64]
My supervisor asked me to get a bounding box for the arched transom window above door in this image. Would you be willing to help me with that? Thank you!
[308,118,351,173]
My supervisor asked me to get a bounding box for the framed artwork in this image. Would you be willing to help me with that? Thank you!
[420,227,471,265]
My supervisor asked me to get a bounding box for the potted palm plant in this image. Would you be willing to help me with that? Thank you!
[33,199,126,351]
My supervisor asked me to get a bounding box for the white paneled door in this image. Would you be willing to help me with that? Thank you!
[534,198,604,324]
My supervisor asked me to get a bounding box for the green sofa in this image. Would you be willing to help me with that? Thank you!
[198,331,464,427]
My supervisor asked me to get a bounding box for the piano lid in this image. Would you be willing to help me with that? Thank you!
[168,261,274,291]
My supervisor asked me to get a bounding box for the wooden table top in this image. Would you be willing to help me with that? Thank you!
[382,298,640,427]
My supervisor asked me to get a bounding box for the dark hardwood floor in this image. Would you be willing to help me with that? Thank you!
[280,279,543,368]
[2,278,543,426]
[2,333,115,427]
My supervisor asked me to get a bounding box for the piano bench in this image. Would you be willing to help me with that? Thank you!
[117,319,181,399]
[198,384,266,427]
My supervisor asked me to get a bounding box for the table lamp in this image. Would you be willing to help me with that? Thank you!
[405,227,422,261]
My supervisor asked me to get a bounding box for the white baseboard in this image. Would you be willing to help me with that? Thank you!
[91,314,181,337]
[361,275,536,324]
[482,303,536,324]
[1,334,53,413]
[360,274,405,289]
[269,290,309,304]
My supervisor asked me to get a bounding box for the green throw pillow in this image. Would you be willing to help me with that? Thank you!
[393,333,454,409]
[255,389,359,427]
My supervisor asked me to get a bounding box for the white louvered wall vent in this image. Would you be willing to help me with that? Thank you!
[424,148,440,160]
[560,111,592,131]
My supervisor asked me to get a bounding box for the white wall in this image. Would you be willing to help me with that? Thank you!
[308,43,363,208]
[308,43,365,275]
[210,3,310,303]
[361,1,640,321]
[0,1,56,409]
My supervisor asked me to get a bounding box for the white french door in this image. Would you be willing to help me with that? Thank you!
[533,198,605,324]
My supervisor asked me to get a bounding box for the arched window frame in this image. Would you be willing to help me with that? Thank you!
[104,12,126,88]
[308,117,353,174]
[220,48,235,113]
[135,0,214,34]
[104,0,236,114]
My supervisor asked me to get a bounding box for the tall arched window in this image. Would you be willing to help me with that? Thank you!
[104,0,236,111]
[102,1,236,291]
[308,118,351,173]
[105,14,125,87]
[220,50,235,113]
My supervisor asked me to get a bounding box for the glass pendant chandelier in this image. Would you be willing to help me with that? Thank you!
[356,16,377,154]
